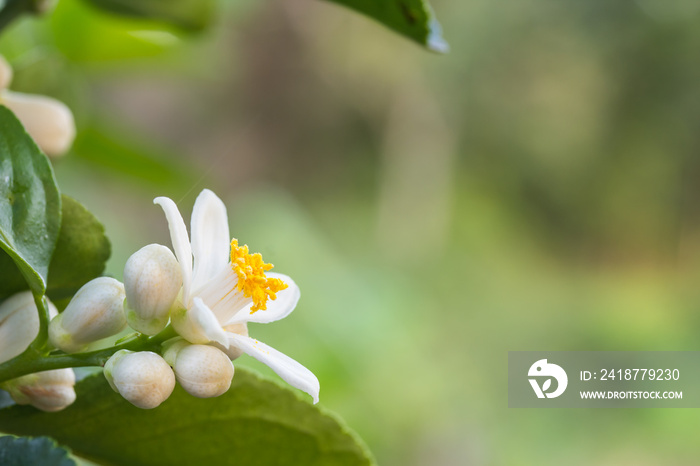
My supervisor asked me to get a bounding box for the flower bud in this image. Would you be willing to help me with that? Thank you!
[161,337,190,366]
[104,350,175,409]
[0,291,58,364]
[49,277,127,353]
[3,369,76,412]
[0,90,75,157]
[124,244,182,335]
[0,55,12,90]
[172,344,234,398]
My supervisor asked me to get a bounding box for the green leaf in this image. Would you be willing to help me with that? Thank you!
[0,195,111,304]
[0,370,374,466]
[325,0,448,52]
[51,0,182,63]
[45,196,111,303]
[0,435,76,466]
[82,0,214,31]
[0,106,61,296]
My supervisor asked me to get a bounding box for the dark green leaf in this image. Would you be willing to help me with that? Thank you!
[0,195,111,304]
[0,106,61,296]
[0,252,29,300]
[0,370,374,466]
[82,0,214,31]
[325,0,448,52]
[0,436,76,466]
[45,195,111,303]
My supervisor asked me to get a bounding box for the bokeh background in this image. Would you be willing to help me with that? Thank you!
[3,0,700,464]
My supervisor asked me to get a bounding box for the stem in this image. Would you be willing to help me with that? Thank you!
[0,326,177,384]
[30,293,50,353]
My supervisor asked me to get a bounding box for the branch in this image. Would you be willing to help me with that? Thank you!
[0,326,178,384]
[30,294,50,353]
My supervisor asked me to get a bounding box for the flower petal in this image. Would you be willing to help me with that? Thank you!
[190,189,231,296]
[224,273,299,325]
[191,298,229,348]
[171,297,229,348]
[154,196,192,304]
[228,333,319,404]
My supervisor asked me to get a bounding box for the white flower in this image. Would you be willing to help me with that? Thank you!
[49,277,127,353]
[154,189,319,403]
[2,369,76,412]
[104,350,175,409]
[124,243,182,335]
[0,291,59,364]
[0,55,76,158]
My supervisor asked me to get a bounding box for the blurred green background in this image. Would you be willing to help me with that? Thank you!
[4,0,700,464]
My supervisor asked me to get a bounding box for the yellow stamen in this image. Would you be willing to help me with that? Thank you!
[230,239,288,313]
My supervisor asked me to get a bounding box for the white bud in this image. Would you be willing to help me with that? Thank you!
[172,344,234,398]
[0,291,58,364]
[49,277,127,353]
[161,337,190,366]
[0,55,12,89]
[124,244,182,335]
[0,90,75,157]
[104,350,175,409]
[3,369,76,412]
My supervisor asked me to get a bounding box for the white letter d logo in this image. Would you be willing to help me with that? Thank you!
[528,359,568,399]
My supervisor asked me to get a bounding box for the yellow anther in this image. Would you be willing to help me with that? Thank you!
[230,239,287,313]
